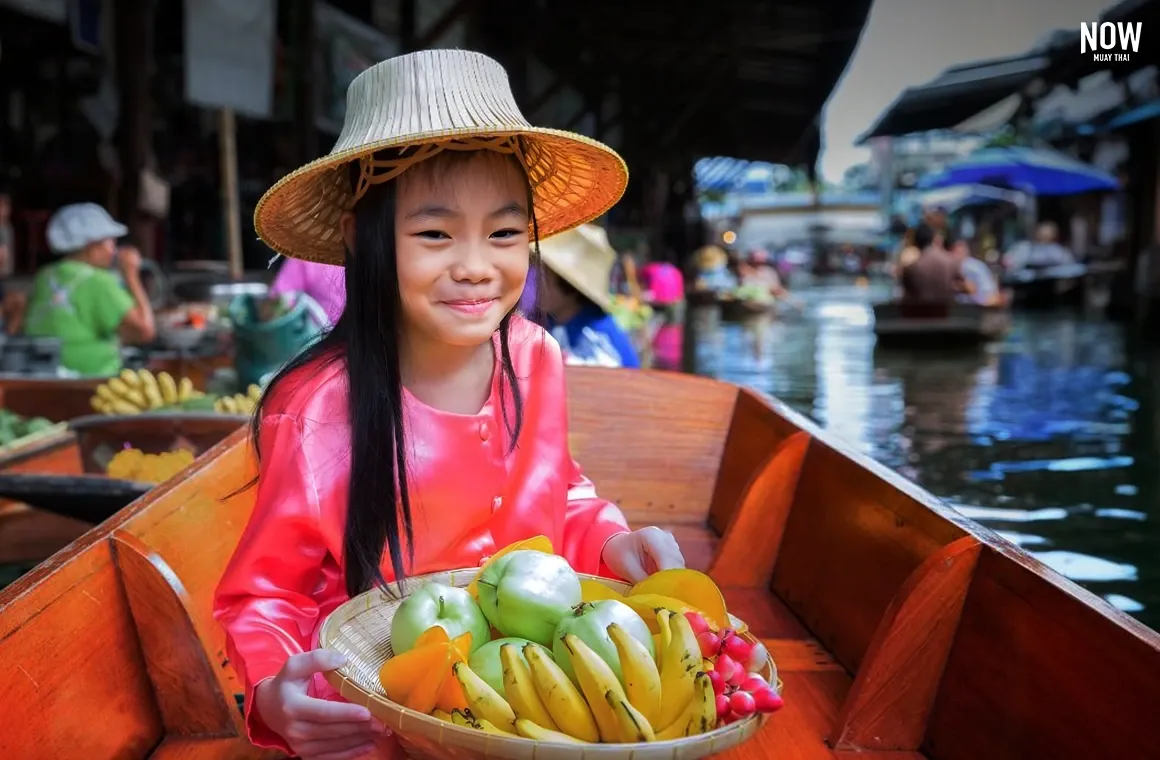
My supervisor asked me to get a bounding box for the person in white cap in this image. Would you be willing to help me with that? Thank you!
[212,50,685,760]
[22,202,156,376]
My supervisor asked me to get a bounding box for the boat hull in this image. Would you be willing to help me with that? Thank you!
[873,301,1010,347]
[0,367,1157,760]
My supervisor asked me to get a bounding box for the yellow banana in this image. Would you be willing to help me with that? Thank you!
[500,643,557,731]
[450,709,476,728]
[109,399,141,415]
[452,662,516,733]
[605,689,656,742]
[178,377,195,401]
[432,709,453,722]
[561,633,623,743]
[514,718,588,743]
[123,388,148,409]
[474,717,514,736]
[608,623,662,728]
[96,385,117,403]
[655,608,699,730]
[139,370,164,409]
[157,372,179,405]
[216,395,238,414]
[656,671,715,740]
[655,610,673,669]
[107,378,131,398]
[524,643,600,743]
[247,384,262,401]
[120,369,141,388]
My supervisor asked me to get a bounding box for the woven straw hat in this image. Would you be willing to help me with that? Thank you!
[255,49,629,265]
[539,223,617,313]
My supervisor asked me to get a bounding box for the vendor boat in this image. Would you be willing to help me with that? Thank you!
[0,366,1156,760]
[872,301,1011,347]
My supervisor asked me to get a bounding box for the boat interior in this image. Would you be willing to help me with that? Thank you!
[1,367,1157,759]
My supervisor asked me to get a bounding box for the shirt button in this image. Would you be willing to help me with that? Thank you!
[479,422,490,441]
[493,496,503,510]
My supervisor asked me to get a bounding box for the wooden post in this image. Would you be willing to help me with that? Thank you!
[113,0,155,257]
[293,0,318,163]
[218,108,243,281]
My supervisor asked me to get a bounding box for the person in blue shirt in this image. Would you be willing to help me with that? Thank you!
[537,224,641,369]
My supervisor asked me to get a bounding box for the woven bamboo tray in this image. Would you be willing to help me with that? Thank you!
[321,568,772,760]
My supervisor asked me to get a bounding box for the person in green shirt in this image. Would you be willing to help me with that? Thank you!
[23,203,156,376]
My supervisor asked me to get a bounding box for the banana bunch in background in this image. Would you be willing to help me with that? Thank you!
[440,611,715,743]
[214,384,262,415]
[91,370,202,415]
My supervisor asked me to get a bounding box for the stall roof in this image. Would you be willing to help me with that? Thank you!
[859,52,1052,142]
[500,0,873,167]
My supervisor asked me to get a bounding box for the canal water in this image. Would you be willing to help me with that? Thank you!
[695,279,1160,632]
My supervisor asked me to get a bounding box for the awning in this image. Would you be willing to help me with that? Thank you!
[859,53,1049,142]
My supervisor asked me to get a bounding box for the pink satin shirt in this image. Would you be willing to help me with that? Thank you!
[213,317,630,754]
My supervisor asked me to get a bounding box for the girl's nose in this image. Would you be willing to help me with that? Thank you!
[451,242,494,283]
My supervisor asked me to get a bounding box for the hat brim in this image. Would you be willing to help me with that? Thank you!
[254,127,628,266]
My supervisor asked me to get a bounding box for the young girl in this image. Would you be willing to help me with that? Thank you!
[213,49,686,760]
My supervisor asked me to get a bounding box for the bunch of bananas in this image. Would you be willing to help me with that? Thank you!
[91,370,202,415]
[440,610,715,743]
[106,447,196,484]
[214,384,262,415]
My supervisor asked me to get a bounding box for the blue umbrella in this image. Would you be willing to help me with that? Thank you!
[918,146,1119,196]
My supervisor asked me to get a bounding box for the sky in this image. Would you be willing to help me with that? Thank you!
[818,0,1121,183]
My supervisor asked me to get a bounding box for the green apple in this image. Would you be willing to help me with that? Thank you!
[476,549,582,647]
[390,581,490,655]
[467,637,555,695]
[553,600,654,686]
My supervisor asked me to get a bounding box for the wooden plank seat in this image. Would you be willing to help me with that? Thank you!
[1,366,1158,759]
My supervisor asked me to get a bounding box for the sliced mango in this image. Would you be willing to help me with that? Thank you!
[580,579,625,603]
[380,642,448,710]
[622,593,719,634]
[381,628,473,714]
[629,569,729,630]
[466,535,555,600]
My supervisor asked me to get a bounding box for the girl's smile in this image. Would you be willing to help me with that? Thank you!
[441,297,500,317]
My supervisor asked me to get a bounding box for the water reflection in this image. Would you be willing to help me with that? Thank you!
[692,280,1160,632]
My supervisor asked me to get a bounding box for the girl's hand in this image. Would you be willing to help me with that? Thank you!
[254,650,385,760]
[602,527,685,583]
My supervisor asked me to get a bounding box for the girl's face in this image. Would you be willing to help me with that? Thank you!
[394,153,530,348]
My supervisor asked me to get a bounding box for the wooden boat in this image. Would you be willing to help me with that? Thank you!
[1002,263,1086,309]
[873,301,1010,347]
[1,366,1158,759]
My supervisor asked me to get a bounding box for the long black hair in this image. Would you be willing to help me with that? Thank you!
[250,146,542,597]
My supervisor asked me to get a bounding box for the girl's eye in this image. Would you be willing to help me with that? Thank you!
[491,228,523,240]
[416,230,450,240]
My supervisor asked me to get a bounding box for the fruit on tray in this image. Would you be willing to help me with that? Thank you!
[214,384,262,415]
[468,637,553,696]
[391,581,490,656]
[579,579,625,603]
[476,550,582,647]
[0,409,56,447]
[465,534,554,600]
[552,600,655,686]
[378,627,473,714]
[91,369,205,415]
[105,447,195,484]
[629,569,730,631]
[373,537,782,743]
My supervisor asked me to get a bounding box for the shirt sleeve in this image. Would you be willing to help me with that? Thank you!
[212,412,330,752]
[86,274,135,339]
[561,459,631,579]
[543,331,631,576]
[596,316,641,369]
